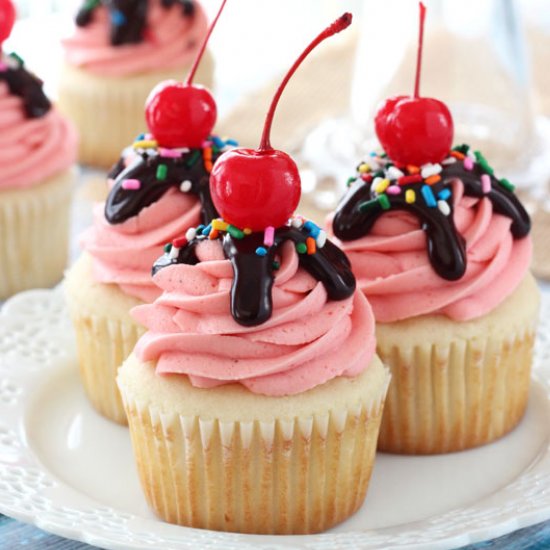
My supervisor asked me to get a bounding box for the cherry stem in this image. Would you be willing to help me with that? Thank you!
[414,1,426,98]
[185,0,227,86]
[258,12,352,152]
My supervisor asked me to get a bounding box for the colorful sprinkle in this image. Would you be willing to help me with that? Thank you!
[406,189,416,204]
[111,10,127,26]
[121,179,140,190]
[421,185,437,207]
[164,243,172,253]
[202,224,212,236]
[498,178,515,192]
[438,188,452,201]
[186,150,201,167]
[291,216,304,228]
[209,228,219,240]
[156,164,168,180]
[463,157,474,171]
[420,164,442,179]
[406,164,420,175]
[173,237,187,248]
[378,194,391,210]
[159,148,181,159]
[386,166,405,180]
[303,220,321,238]
[133,139,157,149]
[296,242,308,254]
[264,226,275,247]
[474,150,494,175]
[358,163,370,174]
[316,230,327,248]
[441,156,457,165]
[243,228,252,235]
[347,176,357,187]
[185,228,197,241]
[306,237,316,255]
[8,52,23,67]
[180,180,192,192]
[169,246,179,260]
[361,173,373,183]
[424,174,441,185]
[227,225,244,239]
[450,151,465,160]
[398,174,423,186]
[437,200,451,216]
[212,219,229,231]
[481,174,492,194]
[373,177,390,194]
[386,185,401,195]
[272,260,281,270]
[256,247,268,257]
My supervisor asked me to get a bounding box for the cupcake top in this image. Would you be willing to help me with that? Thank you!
[0,52,77,189]
[81,134,234,302]
[132,222,372,396]
[331,146,532,323]
[63,0,208,76]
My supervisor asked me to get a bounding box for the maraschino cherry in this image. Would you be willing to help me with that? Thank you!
[0,0,16,50]
[144,0,226,148]
[210,13,352,231]
[374,2,453,167]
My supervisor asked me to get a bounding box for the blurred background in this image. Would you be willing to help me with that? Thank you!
[5,0,550,276]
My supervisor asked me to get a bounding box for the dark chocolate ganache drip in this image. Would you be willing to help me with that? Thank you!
[105,136,231,225]
[76,0,195,46]
[332,145,531,281]
[0,54,51,118]
[152,219,356,326]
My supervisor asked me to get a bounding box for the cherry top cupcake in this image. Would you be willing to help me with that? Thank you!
[58,0,214,167]
[64,0,231,425]
[117,13,390,534]
[0,0,77,299]
[329,2,539,454]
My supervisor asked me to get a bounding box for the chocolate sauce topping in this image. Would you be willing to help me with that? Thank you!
[332,146,531,281]
[153,223,356,326]
[76,0,195,46]
[0,55,51,118]
[105,141,225,224]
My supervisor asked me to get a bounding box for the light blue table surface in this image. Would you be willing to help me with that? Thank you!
[1,513,550,549]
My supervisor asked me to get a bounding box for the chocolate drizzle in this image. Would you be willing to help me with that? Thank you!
[0,55,51,118]
[76,0,195,46]
[153,223,356,326]
[105,140,226,224]
[332,146,531,281]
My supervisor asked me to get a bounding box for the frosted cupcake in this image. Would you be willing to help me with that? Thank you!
[58,0,213,168]
[330,4,539,454]
[118,13,389,533]
[65,3,232,424]
[0,2,77,299]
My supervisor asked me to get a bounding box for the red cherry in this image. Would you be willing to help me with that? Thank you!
[0,0,15,48]
[145,81,216,148]
[144,0,225,148]
[375,96,453,166]
[211,149,300,231]
[210,13,352,230]
[374,2,454,166]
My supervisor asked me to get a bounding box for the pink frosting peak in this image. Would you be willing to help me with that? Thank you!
[132,240,376,396]
[62,0,209,77]
[331,180,532,323]
[81,188,201,302]
[0,82,77,189]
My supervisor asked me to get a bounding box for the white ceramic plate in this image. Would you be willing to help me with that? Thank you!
[0,288,550,550]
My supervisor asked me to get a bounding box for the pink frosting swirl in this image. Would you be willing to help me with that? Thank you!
[0,82,77,189]
[132,240,376,396]
[81,188,200,302]
[62,0,208,76]
[331,180,532,323]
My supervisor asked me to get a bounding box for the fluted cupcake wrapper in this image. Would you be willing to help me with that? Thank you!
[70,312,144,425]
[0,169,74,300]
[57,54,214,169]
[119,380,389,535]
[377,326,536,454]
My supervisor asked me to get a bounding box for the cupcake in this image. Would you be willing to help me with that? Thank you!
[65,3,232,425]
[58,0,213,168]
[118,12,390,533]
[330,4,539,454]
[0,1,77,299]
